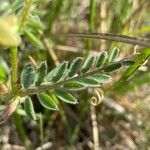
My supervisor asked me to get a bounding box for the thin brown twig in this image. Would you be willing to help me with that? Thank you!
[60,33,150,47]
[28,55,38,69]
[90,102,100,150]
[41,33,59,66]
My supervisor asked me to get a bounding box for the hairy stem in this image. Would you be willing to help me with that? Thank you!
[19,0,32,31]
[11,47,18,93]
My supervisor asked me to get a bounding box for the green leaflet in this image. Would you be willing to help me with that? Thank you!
[90,74,111,84]
[21,64,35,88]
[81,55,95,73]
[78,77,99,87]
[47,91,59,106]
[37,93,59,110]
[122,60,135,66]
[24,97,36,121]
[34,62,47,86]
[45,61,68,82]
[68,57,83,77]
[96,51,107,68]
[108,47,119,63]
[54,89,78,104]
[45,67,57,82]
[63,81,86,91]
[52,61,68,82]
[23,29,43,48]
[104,62,122,72]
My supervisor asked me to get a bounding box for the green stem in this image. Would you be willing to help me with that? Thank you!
[13,112,31,149]
[19,0,32,31]
[11,47,18,93]
[85,0,96,52]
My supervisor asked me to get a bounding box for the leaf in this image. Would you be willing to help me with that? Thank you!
[54,89,78,104]
[23,29,43,48]
[47,91,59,105]
[78,77,99,87]
[63,81,86,91]
[21,64,35,88]
[45,61,68,82]
[24,97,36,121]
[0,64,6,82]
[27,15,45,31]
[34,62,47,86]
[81,55,95,73]
[67,57,83,77]
[0,16,21,47]
[45,67,57,82]
[113,48,150,89]
[121,48,150,79]
[37,93,58,110]
[104,62,122,72]
[108,47,119,63]
[96,51,107,68]
[90,74,111,84]
[122,60,135,66]
[11,0,24,12]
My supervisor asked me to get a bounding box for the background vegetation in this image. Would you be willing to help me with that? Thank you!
[0,0,150,149]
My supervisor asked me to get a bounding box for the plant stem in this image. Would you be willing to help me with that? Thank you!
[85,0,96,51]
[11,0,32,93]
[60,33,150,47]
[11,47,18,93]
[13,112,31,149]
[19,0,32,31]
[90,104,100,150]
